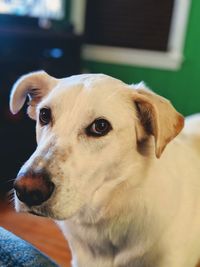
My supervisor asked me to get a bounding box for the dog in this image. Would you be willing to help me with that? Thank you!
[9,71,200,267]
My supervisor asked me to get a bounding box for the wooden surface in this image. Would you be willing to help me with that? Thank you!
[0,201,71,267]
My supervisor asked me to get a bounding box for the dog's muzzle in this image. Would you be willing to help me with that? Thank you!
[14,170,55,207]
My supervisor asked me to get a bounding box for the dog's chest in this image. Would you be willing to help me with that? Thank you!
[70,221,119,256]
[63,220,155,267]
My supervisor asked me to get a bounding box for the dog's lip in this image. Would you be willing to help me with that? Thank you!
[29,210,45,217]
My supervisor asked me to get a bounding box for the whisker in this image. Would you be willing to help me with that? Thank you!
[7,188,15,196]
[7,189,15,204]
[8,198,15,208]
[5,178,16,184]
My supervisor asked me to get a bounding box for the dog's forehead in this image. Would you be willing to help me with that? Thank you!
[42,74,129,110]
[37,74,136,130]
[61,73,125,87]
[59,73,126,96]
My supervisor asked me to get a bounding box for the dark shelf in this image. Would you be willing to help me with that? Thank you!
[0,26,82,195]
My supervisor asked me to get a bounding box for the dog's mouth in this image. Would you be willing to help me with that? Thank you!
[27,204,60,219]
[29,210,46,217]
[27,203,51,218]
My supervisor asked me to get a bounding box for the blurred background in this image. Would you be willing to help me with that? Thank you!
[0,0,197,196]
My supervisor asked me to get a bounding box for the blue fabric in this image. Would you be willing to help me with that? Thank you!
[0,227,59,267]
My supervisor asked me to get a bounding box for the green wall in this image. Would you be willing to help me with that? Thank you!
[83,0,200,116]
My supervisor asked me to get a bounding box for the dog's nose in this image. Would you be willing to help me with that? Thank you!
[14,170,55,207]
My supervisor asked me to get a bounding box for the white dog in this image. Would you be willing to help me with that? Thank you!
[10,71,200,267]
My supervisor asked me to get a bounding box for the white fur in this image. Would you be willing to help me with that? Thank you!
[10,72,200,267]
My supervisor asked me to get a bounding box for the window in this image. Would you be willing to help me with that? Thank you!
[85,0,174,51]
[0,0,65,20]
[71,0,191,70]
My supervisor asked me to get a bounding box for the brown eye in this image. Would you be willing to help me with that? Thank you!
[39,108,51,126]
[86,118,112,137]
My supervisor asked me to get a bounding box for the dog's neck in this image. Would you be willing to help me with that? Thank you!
[58,210,158,267]
[58,178,159,267]
[57,155,159,267]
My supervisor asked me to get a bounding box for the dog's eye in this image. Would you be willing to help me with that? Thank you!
[86,118,112,137]
[39,108,52,126]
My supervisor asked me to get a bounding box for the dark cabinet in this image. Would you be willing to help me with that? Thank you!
[0,26,81,195]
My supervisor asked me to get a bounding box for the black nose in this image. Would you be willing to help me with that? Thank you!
[14,170,55,207]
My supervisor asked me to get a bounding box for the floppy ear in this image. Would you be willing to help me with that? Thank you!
[9,70,58,120]
[132,85,184,158]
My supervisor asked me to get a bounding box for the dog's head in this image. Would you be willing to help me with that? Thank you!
[10,71,184,221]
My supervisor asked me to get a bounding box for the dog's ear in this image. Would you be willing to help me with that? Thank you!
[10,70,58,120]
[132,85,184,158]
